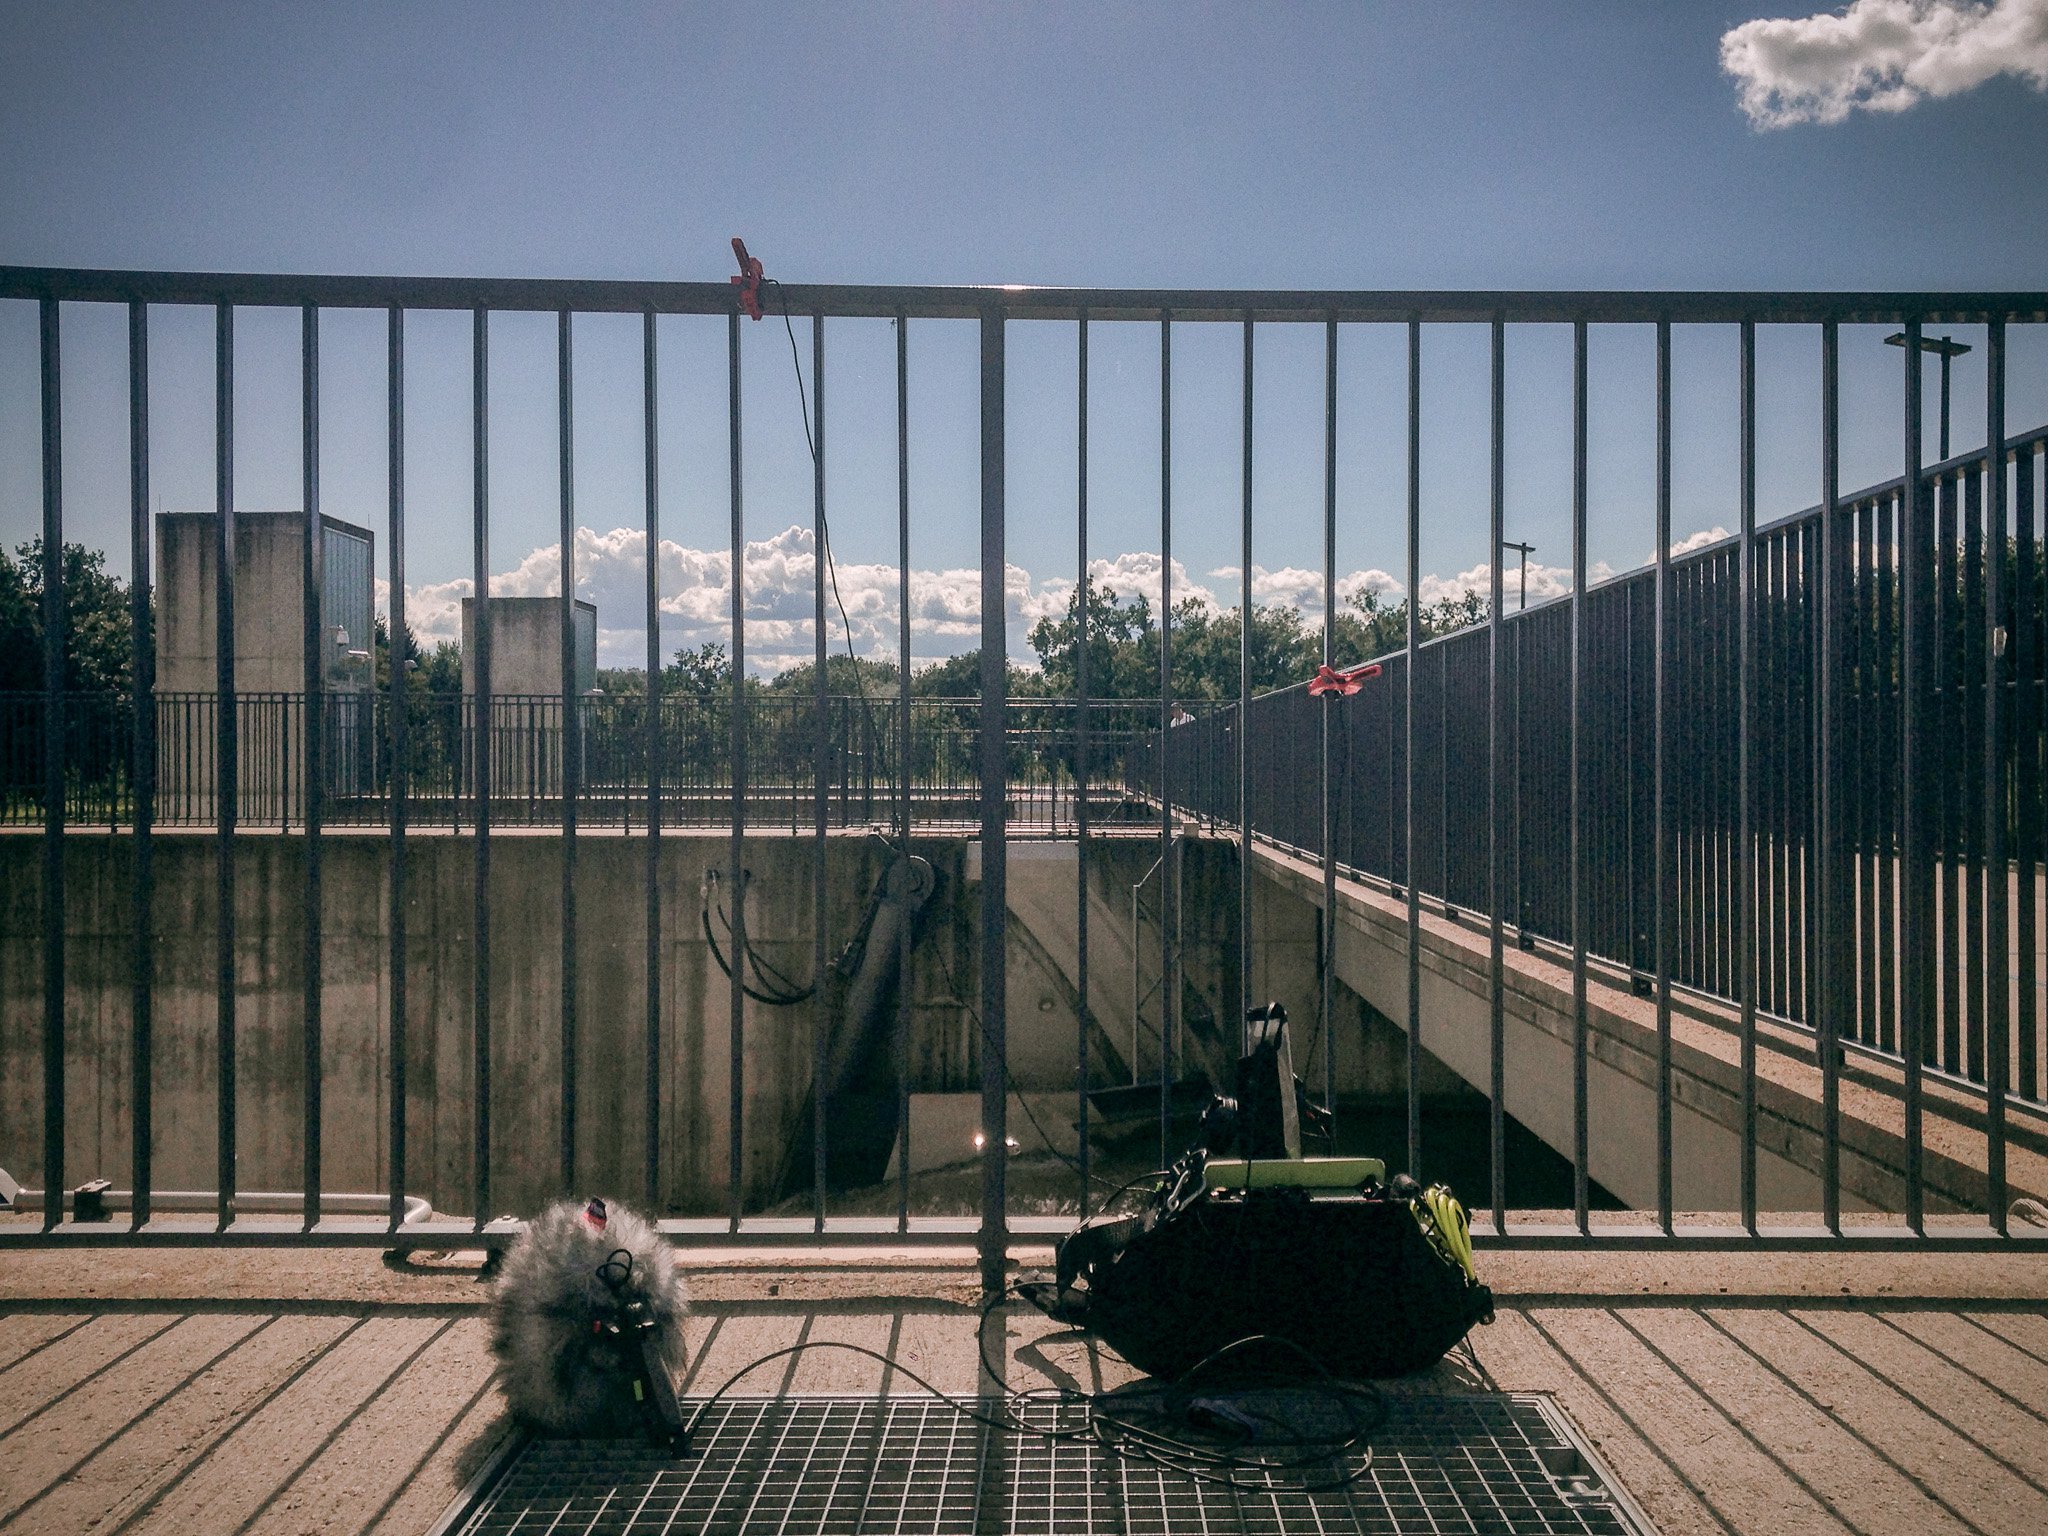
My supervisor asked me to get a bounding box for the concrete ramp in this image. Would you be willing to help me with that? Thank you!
[1252,841,2048,1218]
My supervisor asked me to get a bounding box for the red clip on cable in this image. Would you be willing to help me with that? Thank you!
[731,237,764,321]
[1308,661,1383,697]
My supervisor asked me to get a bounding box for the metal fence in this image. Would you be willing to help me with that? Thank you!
[1141,425,2048,1117]
[1,691,1156,833]
[6,264,2048,1270]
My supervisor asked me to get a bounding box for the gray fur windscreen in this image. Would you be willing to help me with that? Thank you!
[490,1198,691,1434]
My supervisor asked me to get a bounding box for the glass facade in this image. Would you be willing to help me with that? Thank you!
[321,520,374,691]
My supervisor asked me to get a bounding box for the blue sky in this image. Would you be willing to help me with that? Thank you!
[3,1,2045,671]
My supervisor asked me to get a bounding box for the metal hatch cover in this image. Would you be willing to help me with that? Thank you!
[430,1391,1656,1536]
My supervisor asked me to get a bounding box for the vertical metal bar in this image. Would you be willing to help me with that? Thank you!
[1654,319,1674,1235]
[812,313,829,1228]
[643,309,661,1212]
[1879,491,1899,1056]
[214,301,237,1231]
[471,306,492,1232]
[1323,315,1339,1136]
[1820,321,1843,1233]
[1939,471,1960,1071]
[1856,499,1874,1049]
[1984,321,2008,1231]
[1075,312,1091,1216]
[978,308,1009,1296]
[39,298,64,1231]
[558,309,578,1197]
[300,303,324,1229]
[1571,319,1589,1233]
[127,300,154,1231]
[897,310,913,1232]
[2021,449,2040,1107]
[1902,319,1929,1233]
[1239,315,1254,1032]
[1738,320,1758,1235]
[1406,318,1423,1183]
[1488,316,1506,1233]
[387,306,408,1231]
[1159,313,1174,1167]
[1964,468,1985,1084]
[728,311,746,1230]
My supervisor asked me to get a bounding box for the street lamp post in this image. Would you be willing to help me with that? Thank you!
[1886,331,1973,461]
[1500,539,1535,613]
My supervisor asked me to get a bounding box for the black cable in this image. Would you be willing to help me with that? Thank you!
[683,1310,1386,1493]
[767,276,887,741]
[701,900,815,1007]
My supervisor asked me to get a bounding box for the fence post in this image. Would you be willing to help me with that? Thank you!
[978,307,1008,1298]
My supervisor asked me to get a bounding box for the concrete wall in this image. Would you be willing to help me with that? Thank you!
[1,831,1204,1219]
[461,598,595,697]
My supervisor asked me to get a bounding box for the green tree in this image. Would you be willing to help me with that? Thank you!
[662,640,736,699]
[767,653,899,696]
[0,540,137,694]
[368,620,463,694]
[909,648,1045,698]
[1030,579,1159,700]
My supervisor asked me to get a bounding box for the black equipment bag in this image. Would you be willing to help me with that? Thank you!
[1030,1004,1493,1380]
[1041,1182,1492,1380]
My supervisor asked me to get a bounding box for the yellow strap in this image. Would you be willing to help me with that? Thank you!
[1418,1185,1478,1282]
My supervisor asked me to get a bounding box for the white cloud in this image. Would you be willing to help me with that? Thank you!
[379,529,1683,673]
[1672,525,1734,556]
[1721,0,2048,127]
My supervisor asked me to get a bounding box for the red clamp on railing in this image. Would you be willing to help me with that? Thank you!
[1309,661,1382,697]
[731,237,764,321]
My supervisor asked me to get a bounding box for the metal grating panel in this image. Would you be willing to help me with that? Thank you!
[434,1393,1653,1536]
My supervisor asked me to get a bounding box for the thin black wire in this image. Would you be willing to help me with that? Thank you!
[682,1324,1387,1494]
[701,874,815,1007]
[769,277,882,713]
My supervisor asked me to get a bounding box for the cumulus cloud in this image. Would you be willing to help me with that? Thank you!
[1721,0,2048,127]
[1672,525,1734,556]
[380,529,1729,673]
[379,528,1477,675]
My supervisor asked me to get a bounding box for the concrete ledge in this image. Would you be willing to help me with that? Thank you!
[1253,841,2048,1216]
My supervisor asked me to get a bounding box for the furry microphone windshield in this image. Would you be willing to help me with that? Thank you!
[490,1197,691,1440]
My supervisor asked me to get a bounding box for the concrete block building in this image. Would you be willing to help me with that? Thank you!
[459,596,598,798]
[154,511,376,817]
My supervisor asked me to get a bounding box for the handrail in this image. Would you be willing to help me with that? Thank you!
[4,265,2046,324]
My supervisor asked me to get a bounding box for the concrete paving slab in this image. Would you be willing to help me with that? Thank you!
[0,1312,265,1525]
[0,1311,90,1373]
[0,1312,179,1435]
[129,1315,447,1536]
[10,1313,354,1536]
[1892,1311,2048,1412]
[1616,1304,1976,1536]
[1707,1305,2045,1536]
[1470,1308,1731,1536]
[0,1249,2041,1536]
[1791,1308,2048,1496]
[1521,1304,1847,1536]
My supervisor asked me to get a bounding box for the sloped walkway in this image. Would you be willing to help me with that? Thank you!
[0,1244,2043,1535]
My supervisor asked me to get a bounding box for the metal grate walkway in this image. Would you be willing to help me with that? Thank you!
[433,1393,1653,1536]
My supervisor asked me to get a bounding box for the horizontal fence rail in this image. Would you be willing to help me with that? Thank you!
[5,264,2048,1266]
[0,693,1158,834]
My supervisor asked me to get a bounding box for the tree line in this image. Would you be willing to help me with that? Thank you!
[4,539,1490,704]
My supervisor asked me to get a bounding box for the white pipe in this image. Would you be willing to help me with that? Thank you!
[7,1189,433,1224]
